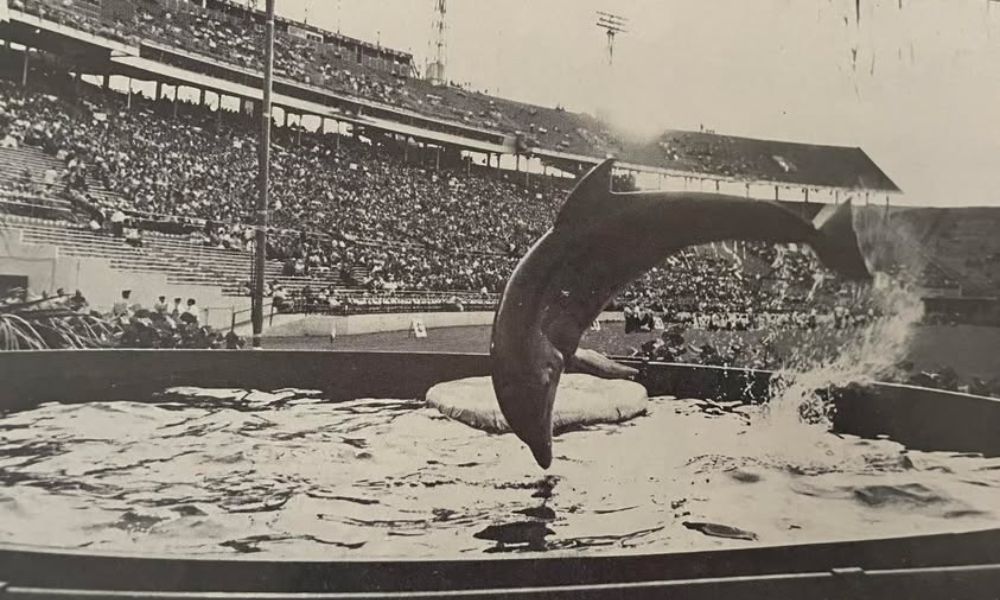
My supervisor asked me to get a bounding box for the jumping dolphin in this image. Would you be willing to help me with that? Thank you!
[490,159,871,469]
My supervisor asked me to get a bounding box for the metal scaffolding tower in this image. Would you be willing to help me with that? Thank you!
[427,0,447,84]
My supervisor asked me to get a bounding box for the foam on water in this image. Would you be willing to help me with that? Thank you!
[0,387,997,558]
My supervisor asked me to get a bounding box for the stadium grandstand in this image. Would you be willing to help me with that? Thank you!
[0,0,996,333]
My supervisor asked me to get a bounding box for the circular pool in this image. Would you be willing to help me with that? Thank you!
[0,350,998,598]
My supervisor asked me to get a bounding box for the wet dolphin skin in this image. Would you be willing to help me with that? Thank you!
[490,159,871,469]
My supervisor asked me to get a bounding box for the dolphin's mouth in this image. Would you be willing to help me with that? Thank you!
[490,159,872,468]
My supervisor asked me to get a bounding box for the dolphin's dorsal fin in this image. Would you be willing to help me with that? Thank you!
[555,159,619,230]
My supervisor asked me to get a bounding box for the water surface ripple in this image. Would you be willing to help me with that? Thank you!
[0,388,997,558]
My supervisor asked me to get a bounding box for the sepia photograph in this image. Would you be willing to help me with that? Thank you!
[0,0,998,597]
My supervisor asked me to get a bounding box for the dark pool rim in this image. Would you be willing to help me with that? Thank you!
[1,349,999,598]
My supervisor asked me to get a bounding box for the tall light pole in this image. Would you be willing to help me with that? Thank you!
[252,0,275,348]
[596,10,628,67]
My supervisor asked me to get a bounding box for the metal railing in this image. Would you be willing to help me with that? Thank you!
[201,300,275,332]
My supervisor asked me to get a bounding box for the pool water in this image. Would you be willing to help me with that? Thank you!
[0,388,997,558]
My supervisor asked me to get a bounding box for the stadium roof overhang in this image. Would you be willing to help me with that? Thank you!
[109,53,512,155]
[119,41,512,154]
[3,8,137,72]
[532,147,898,194]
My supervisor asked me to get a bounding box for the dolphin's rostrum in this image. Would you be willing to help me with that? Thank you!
[490,159,872,469]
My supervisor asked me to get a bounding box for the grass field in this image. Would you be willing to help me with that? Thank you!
[264,323,1000,382]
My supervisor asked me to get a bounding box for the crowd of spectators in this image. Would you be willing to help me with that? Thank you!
[0,285,238,349]
[616,240,860,324]
[275,285,496,316]
[627,325,771,370]
[107,289,242,349]
[0,75,568,294]
[0,73,887,316]
[0,70,958,335]
[11,0,135,45]
[137,2,410,106]
[132,0,620,151]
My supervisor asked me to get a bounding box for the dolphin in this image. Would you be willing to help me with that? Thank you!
[490,159,871,469]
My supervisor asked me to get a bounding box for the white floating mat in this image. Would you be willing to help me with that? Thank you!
[426,374,648,434]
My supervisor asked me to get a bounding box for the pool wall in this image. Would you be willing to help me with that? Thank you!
[3,349,998,458]
[261,311,625,338]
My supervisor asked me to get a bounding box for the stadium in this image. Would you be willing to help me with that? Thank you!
[0,0,999,597]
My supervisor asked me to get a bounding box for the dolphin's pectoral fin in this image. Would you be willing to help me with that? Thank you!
[569,348,639,379]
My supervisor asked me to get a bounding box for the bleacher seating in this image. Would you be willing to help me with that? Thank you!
[0,146,125,216]
[0,147,73,212]
[0,216,359,296]
[142,231,343,296]
[892,207,1000,295]
[3,217,220,286]
[0,190,71,220]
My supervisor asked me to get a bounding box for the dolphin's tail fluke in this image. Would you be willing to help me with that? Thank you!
[810,200,873,281]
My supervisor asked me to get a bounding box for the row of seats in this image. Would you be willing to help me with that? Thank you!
[0,146,120,211]
[1,215,216,286]
[141,230,334,296]
[0,214,493,302]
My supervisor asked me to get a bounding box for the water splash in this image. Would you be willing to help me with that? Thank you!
[754,205,927,468]
[766,274,923,425]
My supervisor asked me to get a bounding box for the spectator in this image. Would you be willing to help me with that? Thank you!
[224,329,244,349]
[110,209,126,237]
[180,298,199,325]
[272,285,289,312]
[111,290,132,318]
[153,295,169,315]
[170,297,183,318]
[68,289,89,313]
[124,226,143,247]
